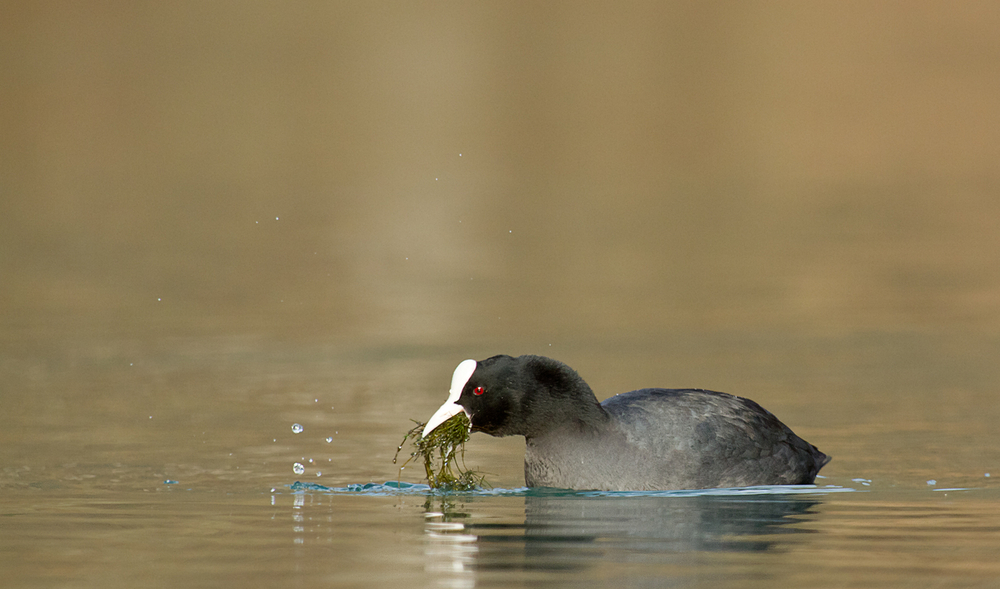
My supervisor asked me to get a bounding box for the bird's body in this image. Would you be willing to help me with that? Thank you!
[423,355,830,491]
[525,387,828,490]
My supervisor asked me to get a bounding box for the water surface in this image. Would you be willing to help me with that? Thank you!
[4,2,1000,587]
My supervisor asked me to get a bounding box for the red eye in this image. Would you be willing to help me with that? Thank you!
[473,386,485,396]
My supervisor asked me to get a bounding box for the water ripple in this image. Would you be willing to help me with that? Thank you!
[287,480,858,497]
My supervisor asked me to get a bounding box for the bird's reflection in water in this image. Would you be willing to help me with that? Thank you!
[424,492,823,577]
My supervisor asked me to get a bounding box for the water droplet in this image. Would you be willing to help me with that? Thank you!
[316,472,322,477]
[293,462,305,475]
[326,437,333,443]
[291,423,304,434]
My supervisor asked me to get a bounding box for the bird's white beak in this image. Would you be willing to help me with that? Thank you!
[422,359,477,438]
[422,400,466,438]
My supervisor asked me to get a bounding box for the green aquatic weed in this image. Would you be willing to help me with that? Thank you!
[394,413,487,491]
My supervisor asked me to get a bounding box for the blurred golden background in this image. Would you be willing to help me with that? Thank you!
[3,1,999,347]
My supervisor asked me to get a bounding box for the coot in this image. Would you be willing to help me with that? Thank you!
[423,355,830,491]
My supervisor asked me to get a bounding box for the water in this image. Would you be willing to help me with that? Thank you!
[5,3,1000,588]
[4,335,1000,587]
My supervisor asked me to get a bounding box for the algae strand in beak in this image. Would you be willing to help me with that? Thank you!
[394,412,487,491]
